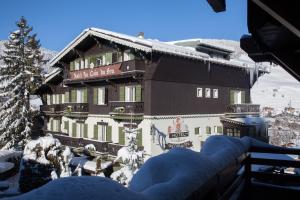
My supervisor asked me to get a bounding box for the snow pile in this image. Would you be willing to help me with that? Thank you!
[19,135,74,192]
[111,127,144,186]
[8,136,299,200]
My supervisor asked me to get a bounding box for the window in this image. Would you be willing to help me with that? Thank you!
[93,87,106,105]
[213,89,218,98]
[96,55,105,66]
[94,124,107,141]
[227,128,233,136]
[205,88,211,98]
[124,50,135,61]
[206,126,211,134]
[230,90,245,104]
[64,121,69,134]
[197,88,203,97]
[71,88,87,103]
[75,60,80,70]
[125,86,136,102]
[195,127,200,135]
[234,128,241,138]
[80,59,85,69]
[52,119,61,132]
[112,52,122,63]
[47,94,51,105]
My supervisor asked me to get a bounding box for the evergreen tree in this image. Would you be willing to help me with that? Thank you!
[0,16,43,150]
[111,126,144,186]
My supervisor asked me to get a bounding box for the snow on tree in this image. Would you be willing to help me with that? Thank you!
[19,135,74,193]
[0,16,43,150]
[111,127,144,186]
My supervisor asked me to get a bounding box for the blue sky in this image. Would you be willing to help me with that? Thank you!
[0,0,247,51]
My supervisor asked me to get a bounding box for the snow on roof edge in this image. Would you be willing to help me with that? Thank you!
[44,67,62,83]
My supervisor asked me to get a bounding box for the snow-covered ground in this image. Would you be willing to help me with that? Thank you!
[252,65,300,112]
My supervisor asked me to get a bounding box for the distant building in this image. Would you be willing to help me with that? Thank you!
[39,28,268,156]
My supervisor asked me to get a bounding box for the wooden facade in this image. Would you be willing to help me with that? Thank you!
[40,28,266,156]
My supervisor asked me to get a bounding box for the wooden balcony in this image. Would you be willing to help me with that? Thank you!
[109,101,144,121]
[225,104,260,117]
[63,103,89,118]
[40,104,64,116]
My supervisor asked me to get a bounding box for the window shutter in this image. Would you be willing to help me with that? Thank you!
[50,119,53,131]
[70,61,74,71]
[206,126,211,134]
[135,85,142,102]
[93,88,98,104]
[83,88,88,103]
[71,90,77,103]
[241,91,246,103]
[106,126,112,142]
[217,126,223,134]
[59,94,62,104]
[65,92,69,103]
[72,123,77,137]
[119,127,125,145]
[93,125,98,140]
[106,53,112,65]
[58,120,61,132]
[84,124,88,138]
[230,90,235,105]
[119,86,125,101]
[195,127,199,135]
[137,129,143,147]
[64,121,69,134]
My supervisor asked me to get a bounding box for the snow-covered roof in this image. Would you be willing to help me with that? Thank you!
[167,38,235,52]
[49,28,210,67]
[44,67,62,83]
[49,28,266,70]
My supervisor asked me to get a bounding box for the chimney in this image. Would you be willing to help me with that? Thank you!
[137,32,144,39]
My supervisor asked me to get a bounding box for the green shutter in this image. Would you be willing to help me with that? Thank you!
[206,126,211,134]
[93,88,98,104]
[58,120,61,132]
[135,85,142,102]
[72,123,77,137]
[106,53,112,65]
[119,127,125,145]
[84,124,88,138]
[217,126,223,134]
[195,127,199,135]
[83,88,87,103]
[93,125,98,140]
[64,121,69,134]
[119,86,125,101]
[70,62,74,71]
[71,90,77,103]
[241,91,246,103]
[65,91,69,103]
[50,119,53,131]
[230,90,235,105]
[137,129,142,147]
[59,94,62,104]
[106,126,112,142]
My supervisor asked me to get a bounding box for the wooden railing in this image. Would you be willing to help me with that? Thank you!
[226,104,260,114]
[63,103,89,118]
[186,146,300,200]
[109,101,144,114]
[40,104,64,113]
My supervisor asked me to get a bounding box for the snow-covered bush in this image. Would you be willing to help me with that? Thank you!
[19,135,73,192]
[111,127,144,186]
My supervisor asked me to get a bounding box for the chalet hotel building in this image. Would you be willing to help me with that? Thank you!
[40,28,267,156]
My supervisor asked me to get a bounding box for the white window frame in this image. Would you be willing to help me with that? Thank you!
[125,86,136,102]
[75,60,80,70]
[77,123,84,138]
[47,95,51,105]
[205,88,211,98]
[234,91,242,104]
[197,88,203,97]
[77,89,84,103]
[213,89,218,98]
[97,87,106,105]
[98,124,107,141]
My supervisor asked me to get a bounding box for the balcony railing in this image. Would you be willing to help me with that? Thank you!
[40,104,64,115]
[63,103,89,118]
[226,104,260,114]
[109,101,144,114]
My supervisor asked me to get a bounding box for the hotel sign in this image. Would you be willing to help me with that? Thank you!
[69,64,122,80]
